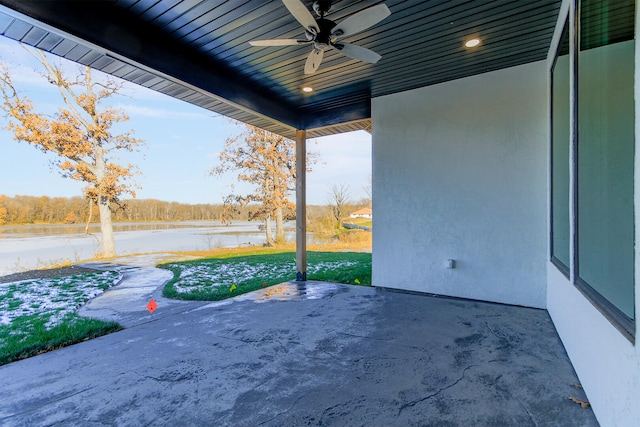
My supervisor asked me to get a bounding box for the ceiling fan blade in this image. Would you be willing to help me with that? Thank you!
[282,0,318,33]
[249,39,308,46]
[334,42,381,63]
[332,4,391,38]
[304,49,324,74]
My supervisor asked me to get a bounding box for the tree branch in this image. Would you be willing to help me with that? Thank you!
[25,46,93,131]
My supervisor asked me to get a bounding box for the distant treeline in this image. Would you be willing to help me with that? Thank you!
[0,195,240,225]
[0,195,369,226]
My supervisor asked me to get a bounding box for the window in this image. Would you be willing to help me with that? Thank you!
[576,0,635,337]
[551,0,636,341]
[551,21,571,275]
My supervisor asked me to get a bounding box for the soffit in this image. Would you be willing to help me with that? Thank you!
[0,0,561,139]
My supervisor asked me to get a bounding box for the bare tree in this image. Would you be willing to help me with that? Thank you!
[0,47,143,257]
[211,123,316,245]
[363,174,372,207]
[327,183,351,229]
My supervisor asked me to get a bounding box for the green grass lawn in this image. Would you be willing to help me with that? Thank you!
[1,250,371,365]
[0,272,123,366]
[160,251,372,301]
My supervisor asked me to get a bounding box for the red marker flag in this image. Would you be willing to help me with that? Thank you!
[146,299,158,313]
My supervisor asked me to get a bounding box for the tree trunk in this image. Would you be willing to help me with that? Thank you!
[264,211,275,246]
[98,196,116,257]
[85,199,93,234]
[275,206,285,243]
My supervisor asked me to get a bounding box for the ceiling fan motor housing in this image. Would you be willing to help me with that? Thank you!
[314,17,337,48]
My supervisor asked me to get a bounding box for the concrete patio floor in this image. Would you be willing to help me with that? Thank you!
[0,282,597,426]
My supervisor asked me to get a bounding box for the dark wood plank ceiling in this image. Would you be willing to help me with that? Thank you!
[0,0,561,139]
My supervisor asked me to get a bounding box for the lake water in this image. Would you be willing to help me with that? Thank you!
[0,221,299,275]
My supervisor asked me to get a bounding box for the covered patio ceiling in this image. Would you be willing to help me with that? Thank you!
[0,0,560,139]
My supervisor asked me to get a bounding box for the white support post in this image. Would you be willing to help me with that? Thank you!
[296,129,307,281]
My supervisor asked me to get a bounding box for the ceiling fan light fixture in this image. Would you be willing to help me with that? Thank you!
[302,86,313,92]
[465,38,481,48]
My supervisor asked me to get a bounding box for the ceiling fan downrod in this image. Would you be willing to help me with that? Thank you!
[312,1,332,17]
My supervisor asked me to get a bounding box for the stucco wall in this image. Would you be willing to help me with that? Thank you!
[371,61,548,308]
[547,268,639,426]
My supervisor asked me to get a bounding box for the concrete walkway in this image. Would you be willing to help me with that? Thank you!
[0,280,597,426]
[77,253,203,327]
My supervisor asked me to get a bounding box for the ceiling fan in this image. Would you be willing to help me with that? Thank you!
[249,0,391,74]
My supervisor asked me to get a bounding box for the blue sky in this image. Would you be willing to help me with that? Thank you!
[0,37,371,206]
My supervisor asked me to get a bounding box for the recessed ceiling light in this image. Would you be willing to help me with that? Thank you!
[302,86,313,92]
[465,38,481,48]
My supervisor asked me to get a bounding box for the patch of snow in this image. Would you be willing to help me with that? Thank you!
[167,259,360,295]
[0,271,121,330]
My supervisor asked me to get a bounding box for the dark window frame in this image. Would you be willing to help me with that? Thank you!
[574,277,635,342]
[573,0,636,343]
[550,16,571,279]
[550,0,636,342]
